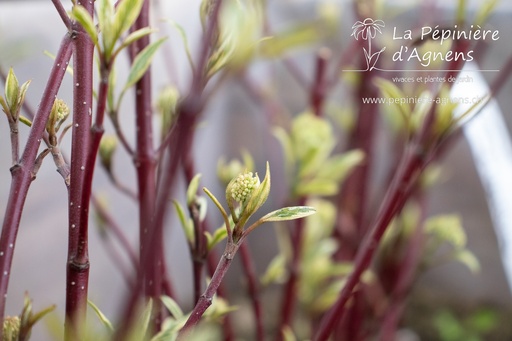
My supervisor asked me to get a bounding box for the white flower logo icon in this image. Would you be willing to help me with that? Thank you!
[351,18,386,71]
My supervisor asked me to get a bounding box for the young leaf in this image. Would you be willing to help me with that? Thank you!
[127,299,153,341]
[374,77,411,126]
[166,19,195,71]
[203,187,231,236]
[425,215,466,248]
[315,149,365,183]
[259,206,316,223]
[71,6,98,46]
[0,96,10,116]
[88,300,114,332]
[260,253,286,285]
[118,27,157,54]
[113,0,144,43]
[205,226,228,251]
[272,126,295,177]
[475,0,499,26]
[161,296,184,319]
[124,37,167,90]
[187,174,202,206]
[454,249,480,274]
[172,201,194,245]
[97,0,114,57]
[295,178,338,197]
[281,326,297,341]
[18,116,32,127]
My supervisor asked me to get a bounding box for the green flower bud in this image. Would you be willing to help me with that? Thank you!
[229,171,260,204]
[99,135,118,173]
[46,99,70,145]
[156,86,179,136]
[3,316,20,341]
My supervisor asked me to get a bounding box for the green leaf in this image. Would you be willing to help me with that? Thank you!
[161,296,183,319]
[260,23,320,58]
[0,96,9,116]
[88,300,114,332]
[425,215,466,248]
[97,0,114,57]
[475,0,499,26]
[272,127,295,177]
[454,249,480,274]
[456,0,467,26]
[113,0,144,44]
[311,279,346,312]
[203,296,238,320]
[316,149,365,182]
[281,326,297,341]
[19,116,32,127]
[187,174,202,206]
[118,27,157,54]
[203,187,231,234]
[295,178,338,196]
[467,309,498,333]
[205,226,228,251]
[124,37,167,90]
[166,20,195,71]
[18,80,31,110]
[71,6,98,46]
[374,77,411,129]
[260,206,316,223]
[127,299,153,341]
[172,200,194,245]
[260,254,286,285]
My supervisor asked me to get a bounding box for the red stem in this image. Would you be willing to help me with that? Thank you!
[313,144,427,341]
[310,48,331,117]
[206,250,235,341]
[65,3,95,338]
[239,242,265,341]
[178,242,240,338]
[0,34,72,340]
[275,197,306,341]
[132,0,161,310]
[114,1,224,338]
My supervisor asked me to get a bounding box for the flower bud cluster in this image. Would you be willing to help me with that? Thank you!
[230,171,260,204]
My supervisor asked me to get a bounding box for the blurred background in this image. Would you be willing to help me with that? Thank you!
[0,0,511,340]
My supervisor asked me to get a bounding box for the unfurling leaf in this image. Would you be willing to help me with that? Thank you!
[173,201,194,245]
[187,174,202,207]
[205,227,228,251]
